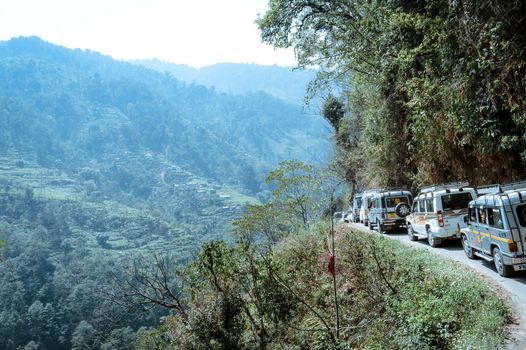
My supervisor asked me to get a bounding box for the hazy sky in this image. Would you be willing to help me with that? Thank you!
[0,0,296,67]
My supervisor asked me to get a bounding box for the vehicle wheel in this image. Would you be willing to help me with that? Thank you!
[493,247,513,277]
[368,220,373,231]
[461,234,476,259]
[407,224,418,241]
[427,228,441,247]
[364,220,368,227]
[376,220,384,234]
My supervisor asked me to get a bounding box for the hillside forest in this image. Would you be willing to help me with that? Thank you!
[0,36,330,349]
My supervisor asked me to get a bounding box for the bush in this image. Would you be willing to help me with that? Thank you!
[136,226,509,349]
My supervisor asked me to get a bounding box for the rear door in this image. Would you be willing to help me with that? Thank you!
[512,204,526,256]
[441,191,473,235]
[385,195,410,219]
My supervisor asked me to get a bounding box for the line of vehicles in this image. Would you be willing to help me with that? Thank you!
[343,180,526,277]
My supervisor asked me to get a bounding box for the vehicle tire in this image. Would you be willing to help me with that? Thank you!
[493,247,513,277]
[427,228,441,248]
[368,220,373,231]
[395,202,411,218]
[407,224,418,241]
[364,220,368,227]
[461,234,476,260]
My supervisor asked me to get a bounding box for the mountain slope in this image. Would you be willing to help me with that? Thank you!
[133,59,317,105]
[0,36,329,349]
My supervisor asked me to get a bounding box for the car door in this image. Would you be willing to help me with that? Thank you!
[424,196,435,230]
[487,207,509,252]
[467,205,481,250]
[413,196,425,235]
[477,206,491,254]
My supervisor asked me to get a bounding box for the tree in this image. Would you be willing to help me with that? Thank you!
[322,94,345,133]
[265,160,321,229]
[71,321,97,350]
[258,0,526,188]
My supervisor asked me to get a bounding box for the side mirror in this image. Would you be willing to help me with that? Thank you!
[463,215,470,224]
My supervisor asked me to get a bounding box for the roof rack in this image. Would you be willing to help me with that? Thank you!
[362,188,384,194]
[476,184,501,195]
[420,180,469,194]
[477,180,526,195]
[501,180,526,192]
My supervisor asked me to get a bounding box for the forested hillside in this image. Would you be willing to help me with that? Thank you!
[133,60,317,105]
[258,0,526,189]
[0,36,329,349]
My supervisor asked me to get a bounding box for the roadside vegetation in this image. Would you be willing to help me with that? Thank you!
[132,162,509,349]
[133,226,509,349]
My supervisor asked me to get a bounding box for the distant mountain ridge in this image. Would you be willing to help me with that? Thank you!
[0,36,330,182]
[133,59,317,105]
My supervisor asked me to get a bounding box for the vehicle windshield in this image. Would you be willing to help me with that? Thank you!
[385,196,409,208]
[441,192,473,210]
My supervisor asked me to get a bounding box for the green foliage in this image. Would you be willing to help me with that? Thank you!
[232,203,287,242]
[137,226,508,349]
[322,94,345,132]
[341,231,508,349]
[259,0,526,188]
[265,160,322,229]
[0,36,331,349]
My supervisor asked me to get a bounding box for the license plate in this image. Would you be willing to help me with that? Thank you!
[388,213,397,219]
[513,263,526,271]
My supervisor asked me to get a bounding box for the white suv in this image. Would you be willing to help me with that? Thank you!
[406,181,476,247]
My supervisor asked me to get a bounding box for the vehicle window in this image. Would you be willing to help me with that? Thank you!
[425,198,434,213]
[488,208,504,229]
[441,192,473,210]
[469,207,477,222]
[516,205,526,227]
[412,201,418,212]
[418,200,425,213]
[477,207,487,224]
[355,198,362,208]
[385,196,408,208]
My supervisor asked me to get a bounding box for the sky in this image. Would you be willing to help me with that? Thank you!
[0,0,296,68]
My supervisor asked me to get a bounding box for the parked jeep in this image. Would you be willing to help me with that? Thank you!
[368,190,412,233]
[406,181,476,247]
[461,181,526,277]
[359,189,382,226]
